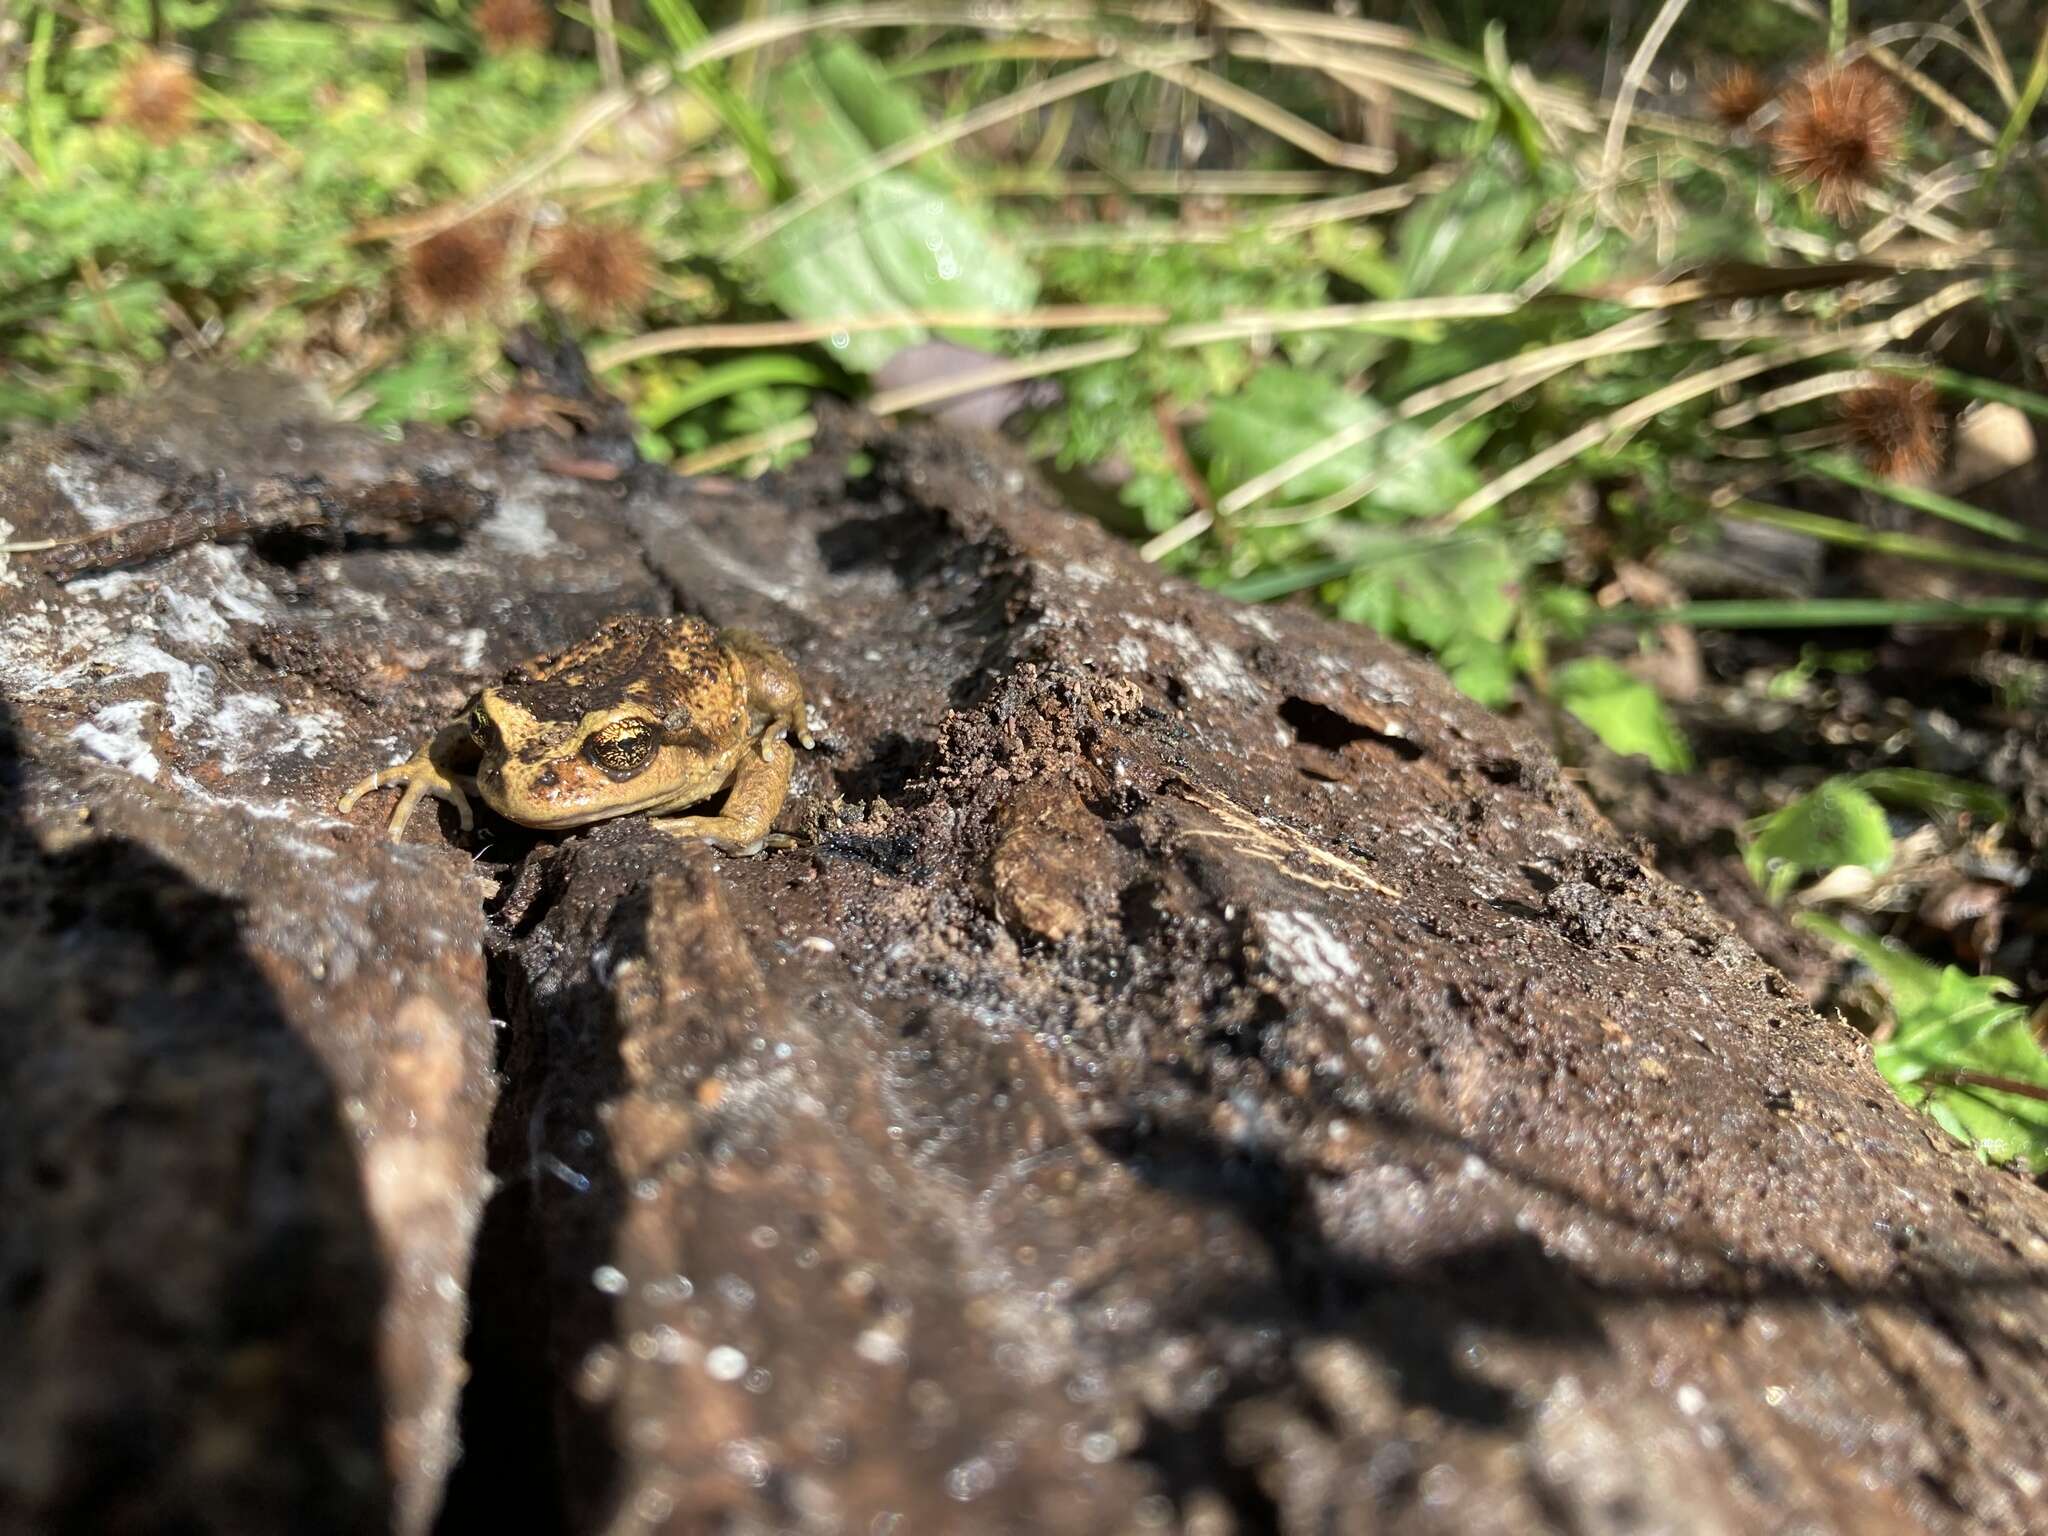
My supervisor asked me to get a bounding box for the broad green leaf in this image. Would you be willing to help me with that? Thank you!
[1743,779,1894,905]
[854,173,1039,348]
[1331,530,1524,703]
[810,38,964,186]
[1801,915,2048,1169]
[1440,633,1515,708]
[1552,657,1692,772]
[754,205,924,373]
[1191,368,1477,519]
[771,55,874,187]
[1392,156,1538,297]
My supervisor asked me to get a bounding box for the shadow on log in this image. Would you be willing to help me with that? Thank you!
[2,364,2047,1534]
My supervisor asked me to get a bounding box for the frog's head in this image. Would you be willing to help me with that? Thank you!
[468,688,721,828]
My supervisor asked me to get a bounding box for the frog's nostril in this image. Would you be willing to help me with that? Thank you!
[536,767,561,789]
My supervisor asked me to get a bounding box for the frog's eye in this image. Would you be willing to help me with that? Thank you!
[468,702,495,750]
[582,721,658,779]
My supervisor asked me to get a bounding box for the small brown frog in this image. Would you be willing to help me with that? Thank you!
[339,614,812,853]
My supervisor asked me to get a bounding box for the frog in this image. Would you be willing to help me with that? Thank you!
[339,614,813,854]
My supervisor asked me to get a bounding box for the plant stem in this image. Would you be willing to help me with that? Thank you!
[1599,597,2048,628]
[1799,455,2048,549]
[1722,500,2048,582]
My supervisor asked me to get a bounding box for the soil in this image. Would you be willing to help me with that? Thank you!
[4,361,2048,1535]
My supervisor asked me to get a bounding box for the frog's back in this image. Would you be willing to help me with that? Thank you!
[498,615,738,740]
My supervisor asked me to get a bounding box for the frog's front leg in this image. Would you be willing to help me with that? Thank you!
[726,629,815,755]
[338,721,478,838]
[651,736,795,855]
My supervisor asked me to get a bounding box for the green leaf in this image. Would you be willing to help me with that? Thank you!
[1849,769,2008,827]
[1391,155,1538,297]
[1743,779,1894,905]
[810,38,963,187]
[1552,657,1692,772]
[1191,368,1477,519]
[854,173,1039,348]
[1441,633,1516,707]
[770,53,875,188]
[637,355,833,430]
[1329,529,1526,703]
[1800,915,2048,1169]
[753,206,924,373]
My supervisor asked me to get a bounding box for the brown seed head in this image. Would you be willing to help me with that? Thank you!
[1773,61,1905,221]
[1704,63,1771,128]
[401,222,507,322]
[1839,375,1942,481]
[537,221,654,322]
[476,0,551,54]
[113,53,197,146]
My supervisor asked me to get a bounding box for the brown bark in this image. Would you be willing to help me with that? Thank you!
[2,369,2046,1535]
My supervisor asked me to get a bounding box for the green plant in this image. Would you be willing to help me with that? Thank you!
[1803,914,2048,1169]
[1744,771,2008,905]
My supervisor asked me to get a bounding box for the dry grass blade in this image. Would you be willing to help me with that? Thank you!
[1139,511,1212,562]
[590,304,1173,371]
[1216,313,1668,522]
[986,169,1355,195]
[1444,279,1986,524]
[1160,294,1524,349]
[1224,36,1488,119]
[1961,0,2019,104]
[866,337,1141,417]
[676,415,818,475]
[1598,0,1694,208]
[1212,2,1434,56]
[1263,168,1458,232]
[1862,22,2011,103]
[1147,63,1396,173]
[731,42,1214,256]
[1708,368,1878,429]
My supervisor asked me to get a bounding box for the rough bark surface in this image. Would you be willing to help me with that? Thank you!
[3,372,2048,1536]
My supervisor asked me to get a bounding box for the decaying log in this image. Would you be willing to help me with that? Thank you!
[2,369,2046,1535]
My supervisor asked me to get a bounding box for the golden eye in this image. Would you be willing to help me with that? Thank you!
[582,722,657,779]
[468,701,495,749]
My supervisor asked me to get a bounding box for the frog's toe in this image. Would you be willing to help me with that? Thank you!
[387,775,473,838]
[340,758,473,838]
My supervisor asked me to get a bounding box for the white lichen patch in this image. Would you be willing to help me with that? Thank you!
[3,541,344,813]
[1061,560,1111,590]
[70,701,163,782]
[1258,909,1364,989]
[1122,613,1263,702]
[480,490,565,557]
[44,459,139,531]
[1237,607,1282,641]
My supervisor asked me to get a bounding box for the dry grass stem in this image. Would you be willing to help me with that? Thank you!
[866,337,1141,417]
[590,305,1173,371]
[1146,63,1396,173]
